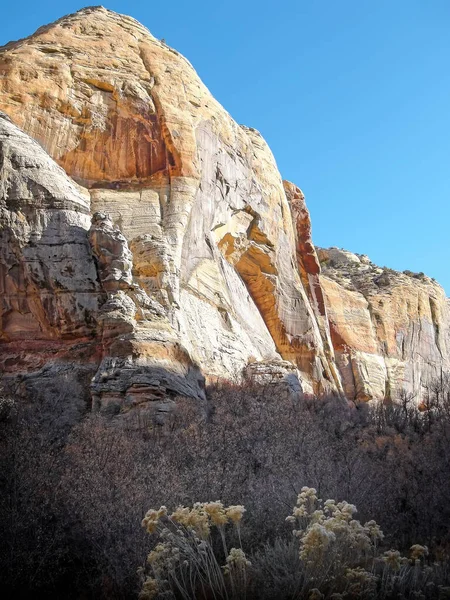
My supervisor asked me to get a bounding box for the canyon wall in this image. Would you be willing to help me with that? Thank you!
[0,7,448,408]
[317,247,450,401]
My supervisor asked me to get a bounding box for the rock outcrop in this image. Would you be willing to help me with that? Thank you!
[0,110,101,367]
[0,110,206,415]
[0,7,448,406]
[318,248,450,400]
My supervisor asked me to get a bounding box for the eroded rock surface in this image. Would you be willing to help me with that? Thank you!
[0,110,101,371]
[0,8,448,405]
[318,249,450,400]
[0,111,205,413]
[0,7,338,398]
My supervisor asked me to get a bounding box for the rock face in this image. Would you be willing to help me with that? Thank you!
[0,110,100,366]
[0,110,206,414]
[317,249,450,400]
[0,7,448,406]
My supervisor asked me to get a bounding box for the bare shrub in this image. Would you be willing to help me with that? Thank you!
[0,378,449,598]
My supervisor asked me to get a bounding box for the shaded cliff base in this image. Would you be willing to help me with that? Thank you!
[1,378,450,598]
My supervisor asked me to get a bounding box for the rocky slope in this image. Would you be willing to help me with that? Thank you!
[0,7,448,408]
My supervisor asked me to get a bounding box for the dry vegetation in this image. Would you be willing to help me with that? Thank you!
[0,378,450,599]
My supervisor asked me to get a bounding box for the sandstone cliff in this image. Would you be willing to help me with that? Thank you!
[317,248,450,401]
[0,7,448,408]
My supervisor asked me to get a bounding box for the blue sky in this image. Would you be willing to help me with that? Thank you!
[1,0,449,293]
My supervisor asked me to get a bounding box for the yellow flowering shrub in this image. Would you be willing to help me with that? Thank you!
[140,501,248,599]
[286,486,384,594]
[140,491,446,599]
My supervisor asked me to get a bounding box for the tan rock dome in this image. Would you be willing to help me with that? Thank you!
[1,8,449,408]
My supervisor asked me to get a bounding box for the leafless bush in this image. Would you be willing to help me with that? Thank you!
[0,378,449,598]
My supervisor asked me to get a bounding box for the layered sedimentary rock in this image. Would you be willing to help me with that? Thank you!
[0,7,448,406]
[0,110,206,414]
[317,248,450,400]
[0,110,100,365]
[0,7,339,409]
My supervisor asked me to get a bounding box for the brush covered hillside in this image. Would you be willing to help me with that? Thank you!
[0,7,450,600]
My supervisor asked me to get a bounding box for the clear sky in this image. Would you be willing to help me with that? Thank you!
[1,0,449,293]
